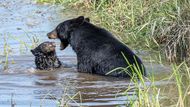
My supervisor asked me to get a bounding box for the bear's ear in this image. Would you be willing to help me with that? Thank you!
[31,49,35,56]
[85,17,90,22]
[72,16,85,27]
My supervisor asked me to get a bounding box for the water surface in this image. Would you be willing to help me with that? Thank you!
[0,0,174,107]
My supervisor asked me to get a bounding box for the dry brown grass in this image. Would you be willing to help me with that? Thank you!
[155,8,190,62]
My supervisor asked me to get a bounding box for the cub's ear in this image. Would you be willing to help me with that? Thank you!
[31,49,35,56]
[72,16,85,27]
[85,17,90,22]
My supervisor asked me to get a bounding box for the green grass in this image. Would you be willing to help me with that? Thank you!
[1,0,188,106]
[1,33,40,70]
[29,0,190,106]
[3,34,10,70]
[38,0,190,62]
[110,60,190,107]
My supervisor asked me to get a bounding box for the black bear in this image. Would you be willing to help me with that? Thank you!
[31,41,61,70]
[47,16,146,77]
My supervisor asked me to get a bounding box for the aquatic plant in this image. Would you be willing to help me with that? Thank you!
[3,34,10,70]
[128,62,190,107]
[1,33,40,70]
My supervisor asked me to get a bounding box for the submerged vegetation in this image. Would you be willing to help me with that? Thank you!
[34,0,190,106]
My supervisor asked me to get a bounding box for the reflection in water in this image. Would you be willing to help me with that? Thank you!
[0,0,174,107]
[0,54,173,107]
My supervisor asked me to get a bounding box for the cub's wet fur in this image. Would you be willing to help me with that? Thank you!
[31,41,61,70]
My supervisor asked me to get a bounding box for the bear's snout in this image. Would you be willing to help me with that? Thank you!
[47,30,58,39]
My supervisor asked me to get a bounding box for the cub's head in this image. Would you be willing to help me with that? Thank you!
[31,41,56,56]
[47,16,90,50]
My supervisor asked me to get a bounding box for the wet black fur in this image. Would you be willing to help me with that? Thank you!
[47,16,146,77]
[31,42,61,70]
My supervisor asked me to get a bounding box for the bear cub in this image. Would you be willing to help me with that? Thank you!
[31,41,61,70]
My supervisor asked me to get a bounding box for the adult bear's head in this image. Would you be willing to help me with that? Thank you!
[47,16,90,50]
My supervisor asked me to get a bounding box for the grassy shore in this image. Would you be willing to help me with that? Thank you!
[35,0,190,106]
[37,0,190,62]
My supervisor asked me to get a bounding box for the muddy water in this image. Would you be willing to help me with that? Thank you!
[0,0,174,107]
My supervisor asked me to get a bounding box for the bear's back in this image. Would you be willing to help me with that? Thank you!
[71,21,146,77]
